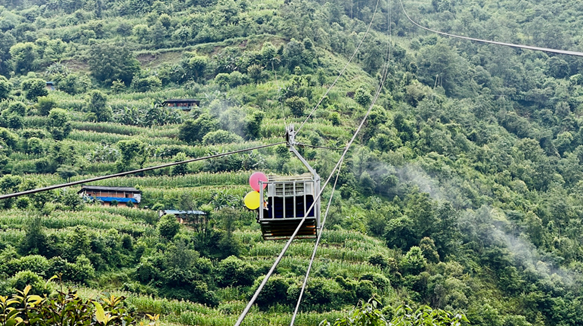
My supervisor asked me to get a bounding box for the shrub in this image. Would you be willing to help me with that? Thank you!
[37,96,57,116]
[202,130,243,145]
[178,114,218,144]
[131,76,162,92]
[15,197,30,209]
[286,96,308,117]
[252,275,292,309]
[0,76,12,101]
[22,78,48,101]
[217,256,255,287]
[10,270,51,296]
[158,214,180,239]
[8,101,26,116]
[4,255,50,276]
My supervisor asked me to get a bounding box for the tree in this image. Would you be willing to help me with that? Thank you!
[116,22,133,37]
[547,56,570,79]
[0,32,16,76]
[354,87,372,107]
[247,64,264,84]
[47,108,72,140]
[8,101,26,116]
[21,78,48,101]
[19,216,48,255]
[87,43,140,85]
[57,166,78,182]
[117,138,147,167]
[9,42,37,74]
[178,114,218,144]
[158,214,180,239]
[187,55,208,81]
[202,130,243,145]
[58,73,91,95]
[245,111,264,139]
[85,90,112,122]
[286,96,308,117]
[260,42,277,66]
[0,76,12,101]
[26,137,43,156]
[171,152,188,176]
[37,96,57,116]
[283,39,305,69]
[416,42,464,96]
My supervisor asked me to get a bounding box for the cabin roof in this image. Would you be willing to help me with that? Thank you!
[92,197,139,203]
[162,99,200,104]
[162,210,206,215]
[78,186,141,193]
[268,173,314,182]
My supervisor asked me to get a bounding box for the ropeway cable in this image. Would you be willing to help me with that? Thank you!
[399,0,583,57]
[290,2,394,322]
[289,158,343,325]
[296,0,382,135]
[235,18,394,325]
[0,142,285,200]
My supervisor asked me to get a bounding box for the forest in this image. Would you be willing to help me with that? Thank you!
[0,0,583,324]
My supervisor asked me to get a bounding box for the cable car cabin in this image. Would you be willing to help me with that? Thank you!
[258,173,320,240]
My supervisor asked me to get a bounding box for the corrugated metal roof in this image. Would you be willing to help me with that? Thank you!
[162,210,206,215]
[78,186,141,193]
[163,99,200,104]
[92,197,138,203]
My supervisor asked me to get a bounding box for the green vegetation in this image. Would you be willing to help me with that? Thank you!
[0,0,581,325]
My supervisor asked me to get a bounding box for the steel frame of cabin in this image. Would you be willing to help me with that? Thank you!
[257,125,321,240]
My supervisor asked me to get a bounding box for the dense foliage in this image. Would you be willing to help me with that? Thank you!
[0,0,581,325]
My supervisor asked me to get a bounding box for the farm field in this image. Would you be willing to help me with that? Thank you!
[0,0,583,325]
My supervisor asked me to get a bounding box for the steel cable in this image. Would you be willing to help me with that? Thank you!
[399,0,583,57]
[0,142,285,200]
[235,16,394,324]
[296,0,382,135]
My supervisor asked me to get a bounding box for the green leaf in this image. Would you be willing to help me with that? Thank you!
[94,301,106,324]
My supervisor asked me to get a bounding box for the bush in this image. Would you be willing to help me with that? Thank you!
[4,255,50,277]
[217,256,255,287]
[253,275,292,309]
[131,76,162,92]
[15,197,30,209]
[10,270,51,296]
[158,214,180,239]
[8,101,26,116]
[178,114,218,144]
[202,130,243,145]
[22,78,48,101]
[286,96,308,117]
[88,43,140,85]
[37,96,57,116]
[0,76,12,101]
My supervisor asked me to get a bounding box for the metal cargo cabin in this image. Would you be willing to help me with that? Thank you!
[256,125,321,240]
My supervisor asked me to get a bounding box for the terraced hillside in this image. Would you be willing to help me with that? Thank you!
[1,0,583,325]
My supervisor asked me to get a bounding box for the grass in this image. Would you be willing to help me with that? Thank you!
[74,286,346,326]
[0,209,152,235]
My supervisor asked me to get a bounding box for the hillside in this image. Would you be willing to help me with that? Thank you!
[0,0,583,325]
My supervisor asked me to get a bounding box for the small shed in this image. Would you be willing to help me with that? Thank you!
[78,186,141,207]
[162,99,200,111]
[159,209,206,224]
[46,81,55,91]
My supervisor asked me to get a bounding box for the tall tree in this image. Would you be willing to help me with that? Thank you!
[88,43,140,85]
